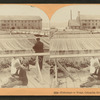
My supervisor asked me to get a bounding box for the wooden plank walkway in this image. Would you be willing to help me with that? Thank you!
[0,66,100,88]
[0,62,51,88]
[55,67,100,88]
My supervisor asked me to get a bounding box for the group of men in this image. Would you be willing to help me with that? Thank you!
[1,38,44,88]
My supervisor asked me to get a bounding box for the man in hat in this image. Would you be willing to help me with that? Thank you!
[33,38,44,70]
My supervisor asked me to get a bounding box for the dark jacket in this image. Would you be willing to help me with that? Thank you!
[92,67,100,80]
[33,41,44,53]
[14,67,28,85]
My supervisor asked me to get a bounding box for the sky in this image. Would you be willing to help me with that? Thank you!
[50,5,100,29]
[0,5,49,29]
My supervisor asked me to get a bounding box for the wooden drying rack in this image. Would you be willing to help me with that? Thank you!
[50,53,100,87]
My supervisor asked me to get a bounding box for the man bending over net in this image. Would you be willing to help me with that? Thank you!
[80,62,100,88]
[1,62,28,88]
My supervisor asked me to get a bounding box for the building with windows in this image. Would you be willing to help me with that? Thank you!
[68,11,100,29]
[0,16,42,30]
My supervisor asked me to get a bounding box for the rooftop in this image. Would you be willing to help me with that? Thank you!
[0,16,42,20]
[0,34,49,51]
[79,15,100,20]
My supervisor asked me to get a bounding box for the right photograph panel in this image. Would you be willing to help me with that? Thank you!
[50,5,100,88]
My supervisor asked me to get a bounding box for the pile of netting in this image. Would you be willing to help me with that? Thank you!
[46,57,91,69]
[0,57,36,71]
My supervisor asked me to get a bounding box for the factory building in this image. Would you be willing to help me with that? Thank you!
[0,16,42,30]
[68,11,100,29]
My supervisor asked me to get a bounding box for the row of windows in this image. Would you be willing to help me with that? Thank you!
[82,20,100,22]
[1,26,41,28]
[1,27,41,29]
[81,22,100,25]
[1,22,40,25]
[82,23,100,26]
[1,20,41,23]
[1,23,40,26]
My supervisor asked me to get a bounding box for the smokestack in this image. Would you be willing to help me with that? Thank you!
[70,10,72,20]
[78,11,81,28]
[78,11,80,21]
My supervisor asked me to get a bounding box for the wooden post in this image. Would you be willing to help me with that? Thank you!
[57,60,75,81]
[54,58,58,87]
[36,56,44,83]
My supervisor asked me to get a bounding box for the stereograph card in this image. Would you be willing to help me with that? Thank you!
[0,3,99,96]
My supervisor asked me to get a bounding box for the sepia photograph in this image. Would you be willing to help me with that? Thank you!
[50,5,100,88]
[0,4,50,88]
[0,3,100,96]
[1,3,100,93]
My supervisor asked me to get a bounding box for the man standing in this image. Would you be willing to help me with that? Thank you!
[33,38,44,70]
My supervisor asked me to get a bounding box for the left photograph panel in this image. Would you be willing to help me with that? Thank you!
[0,5,50,88]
